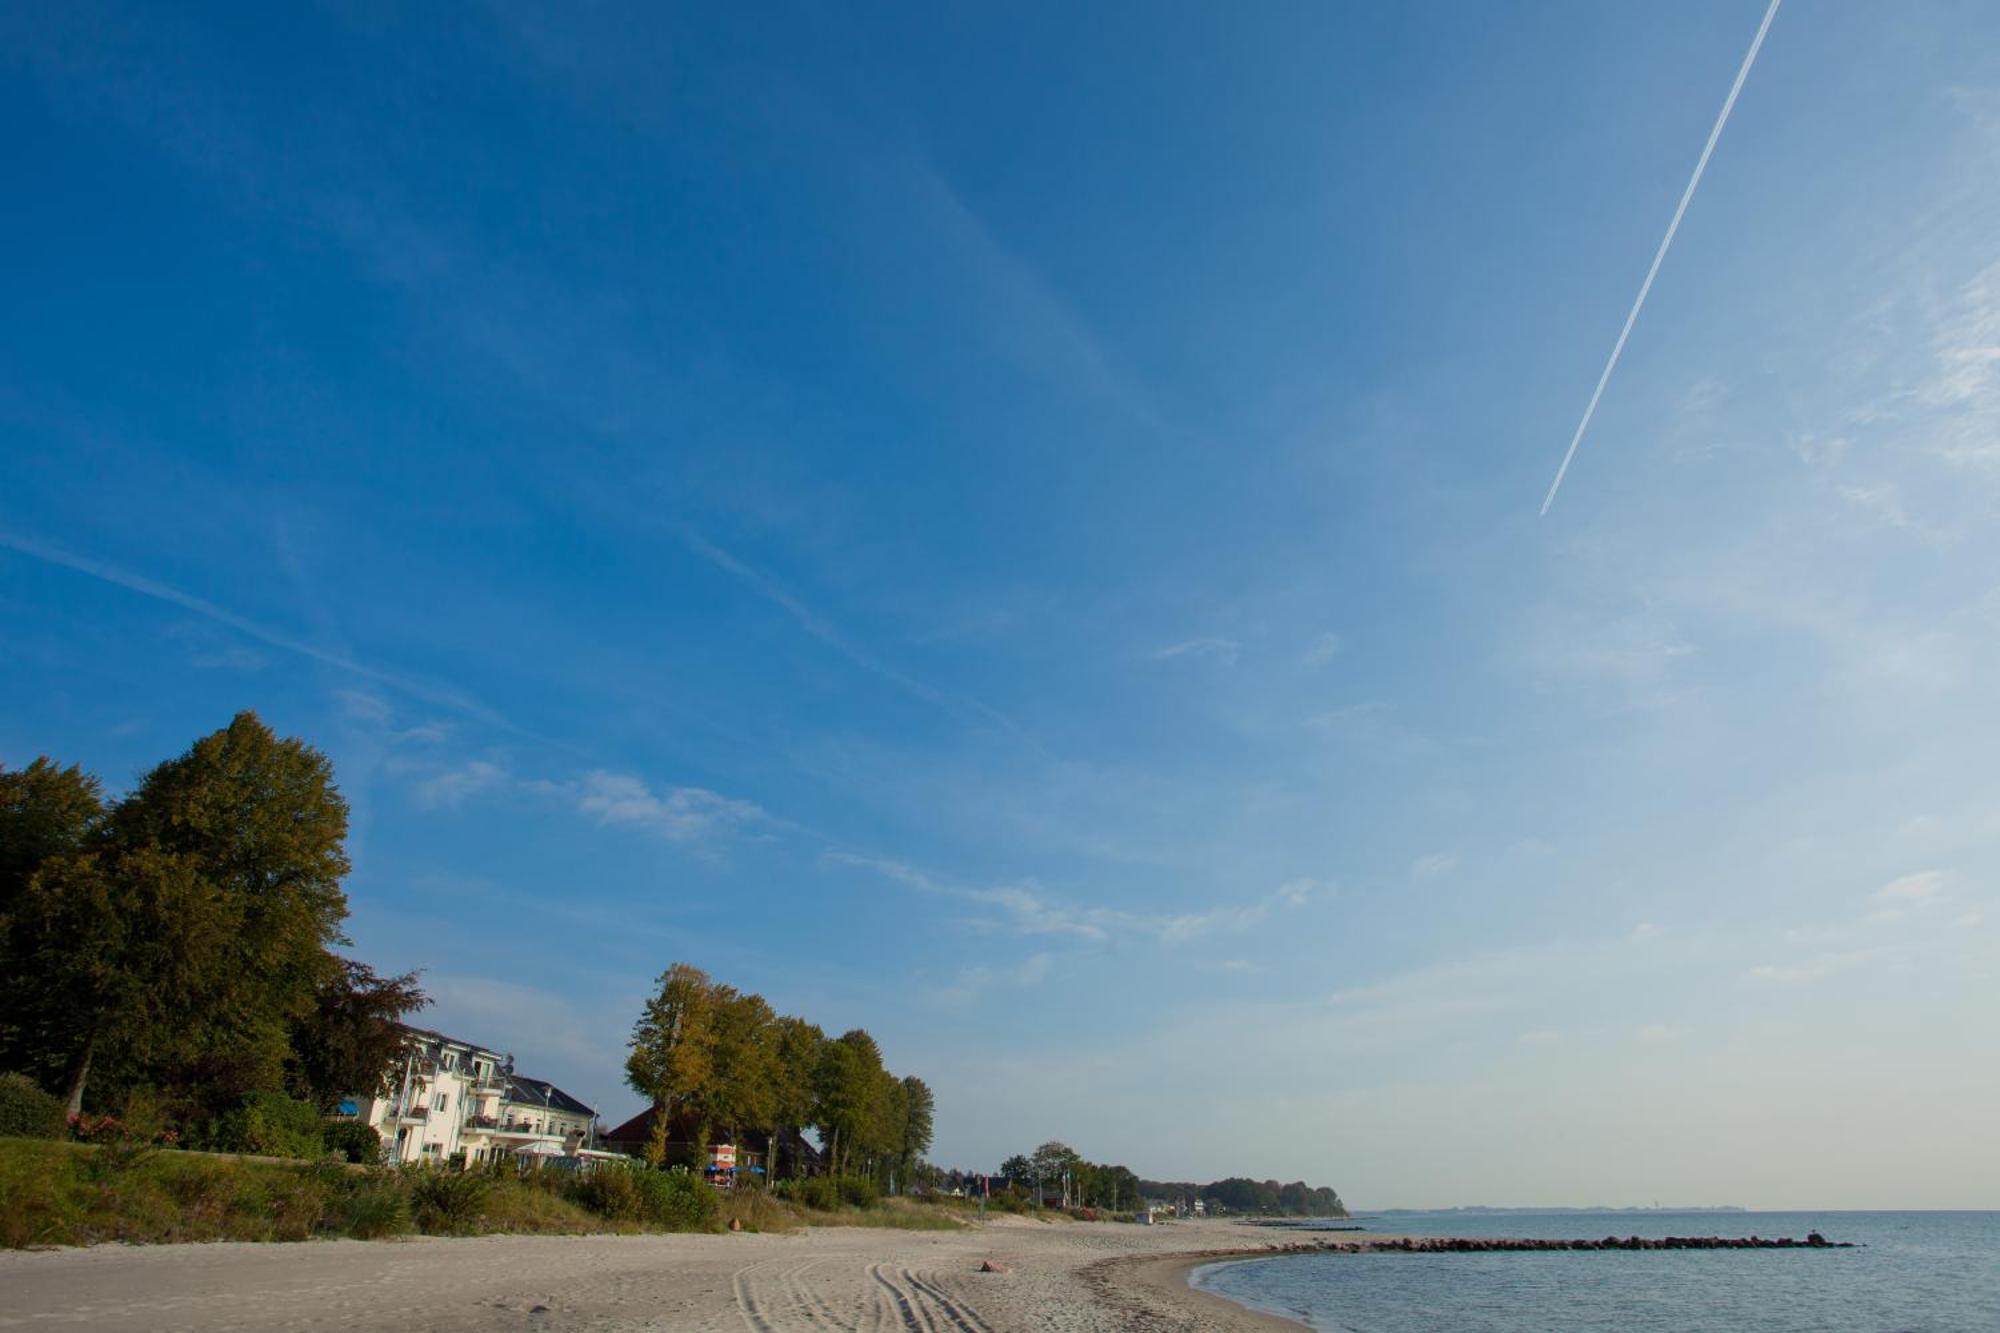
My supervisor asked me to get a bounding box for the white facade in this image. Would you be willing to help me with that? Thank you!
[346,1027,595,1167]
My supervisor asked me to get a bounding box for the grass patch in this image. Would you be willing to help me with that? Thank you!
[716,1188,801,1234]
[794,1197,966,1231]
[0,1139,684,1248]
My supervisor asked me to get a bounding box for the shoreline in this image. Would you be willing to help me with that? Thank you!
[1086,1246,1316,1330]
[0,1219,1863,1330]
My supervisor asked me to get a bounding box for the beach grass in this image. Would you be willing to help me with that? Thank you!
[0,1138,981,1248]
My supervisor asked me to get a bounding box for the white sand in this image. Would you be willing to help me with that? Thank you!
[0,1216,1326,1331]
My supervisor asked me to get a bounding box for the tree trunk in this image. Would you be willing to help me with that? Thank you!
[64,1036,94,1120]
[645,1098,670,1167]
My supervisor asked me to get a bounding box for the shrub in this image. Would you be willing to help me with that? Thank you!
[568,1164,716,1231]
[112,1088,180,1147]
[568,1163,643,1220]
[331,1172,411,1239]
[633,1167,715,1230]
[0,1074,66,1140]
[408,1165,492,1234]
[781,1175,843,1211]
[477,1176,601,1235]
[717,1187,797,1234]
[322,1120,381,1164]
[208,1092,324,1160]
[775,1174,879,1212]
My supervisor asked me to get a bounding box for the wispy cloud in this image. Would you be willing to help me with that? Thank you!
[1411,852,1459,879]
[0,529,513,730]
[412,759,508,810]
[676,526,1021,736]
[1152,636,1240,665]
[1922,258,2000,470]
[390,755,770,851]
[1746,948,1891,984]
[336,689,393,723]
[900,154,1150,416]
[1302,632,1344,667]
[931,951,1054,1006]
[164,621,266,672]
[1874,870,1946,904]
[826,851,1314,946]
[574,771,769,845]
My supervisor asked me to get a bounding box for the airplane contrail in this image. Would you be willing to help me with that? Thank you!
[1540,0,1782,516]
[0,527,518,731]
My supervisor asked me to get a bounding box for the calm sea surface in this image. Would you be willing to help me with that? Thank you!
[1192,1211,2000,1332]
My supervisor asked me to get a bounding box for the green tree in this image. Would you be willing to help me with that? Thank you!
[0,758,105,915]
[0,757,110,1097]
[107,712,353,1111]
[693,985,777,1147]
[1031,1140,1082,1207]
[767,1016,825,1179]
[894,1075,935,1195]
[626,963,718,1166]
[813,1029,884,1176]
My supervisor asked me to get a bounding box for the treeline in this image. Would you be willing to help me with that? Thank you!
[0,714,427,1144]
[626,963,933,1190]
[985,1140,1143,1211]
[975,1143,1344,1217]
[1138,1175,1347,1216]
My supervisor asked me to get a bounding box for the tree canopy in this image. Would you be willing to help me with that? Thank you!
[625,963,932,1186]
[0,714,423,1124]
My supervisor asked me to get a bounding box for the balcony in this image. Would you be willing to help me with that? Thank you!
[463,1115,499,1131]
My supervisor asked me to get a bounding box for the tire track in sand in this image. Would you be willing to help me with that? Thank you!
[868,1264,935,1333]
[900,1269,991,1333]
[780,1258,854,1329]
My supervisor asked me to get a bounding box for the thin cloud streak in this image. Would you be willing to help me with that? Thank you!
[0,528,515,730]
[1540,0,1782,516]
[675,526,1025,739]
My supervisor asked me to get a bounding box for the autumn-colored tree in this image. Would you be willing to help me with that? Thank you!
[626,963,718,1166]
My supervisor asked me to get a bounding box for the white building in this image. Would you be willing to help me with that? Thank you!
[340,1026,596,1166]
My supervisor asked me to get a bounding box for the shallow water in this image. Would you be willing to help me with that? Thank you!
[1194,1211,2000,1332]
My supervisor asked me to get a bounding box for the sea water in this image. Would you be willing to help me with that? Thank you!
[1192,1211,2000,1332]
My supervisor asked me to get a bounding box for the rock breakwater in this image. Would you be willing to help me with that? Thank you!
[1264,1232,1854,1254]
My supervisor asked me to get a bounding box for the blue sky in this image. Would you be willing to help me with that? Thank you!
[4,1,1997,1208]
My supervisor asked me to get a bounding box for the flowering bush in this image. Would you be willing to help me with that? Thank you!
[69,1111,179,1146]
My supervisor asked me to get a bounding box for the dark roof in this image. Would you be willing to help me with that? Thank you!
[397,1023,507,1059]
[597,1106,788,1156]
[508,1074,594,1118]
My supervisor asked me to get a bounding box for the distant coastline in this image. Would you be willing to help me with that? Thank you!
[1361,1205,1748,1215]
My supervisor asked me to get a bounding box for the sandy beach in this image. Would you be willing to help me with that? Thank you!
[0,1216,1324,1331]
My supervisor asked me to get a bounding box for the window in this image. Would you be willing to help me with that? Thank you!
[435,1093,449,1113]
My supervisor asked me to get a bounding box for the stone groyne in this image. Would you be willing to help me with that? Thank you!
[1272,1232,1854,1254]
